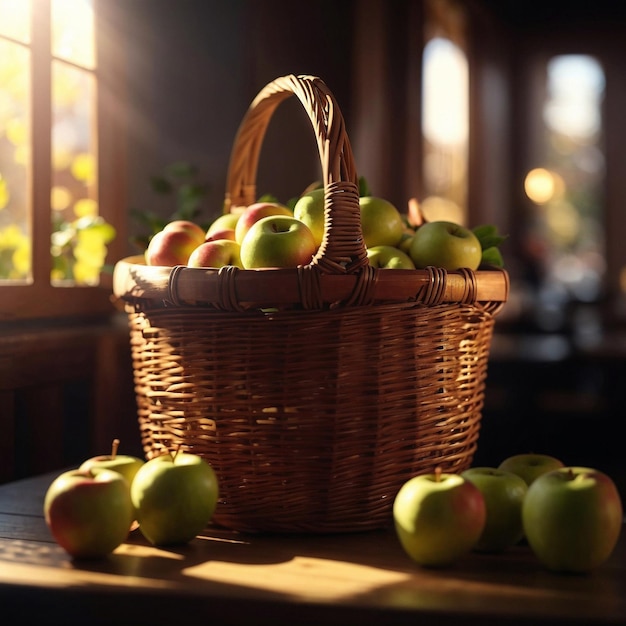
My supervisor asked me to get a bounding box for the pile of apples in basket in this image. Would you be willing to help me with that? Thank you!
[142,185,507,271]
[43,185,623,575]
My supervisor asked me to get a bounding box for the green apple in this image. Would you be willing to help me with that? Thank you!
[359,196,405,248]
[79,439,145,530]
[206,212,240,239]
[78,439,144,488]
[187,239,242,268]
[498,453,564,486]
[461,467,528,552]
[240,215,317,269]
[409,221,482,271]
[131,451,219,546]
[393,470,486,567]
[145,221,206,267]
[367,245,416,269]
[234,201,292,244]
[398,232,415,254]
[293,187,325,248]
[44,468,134,559]
[523,467,623,573]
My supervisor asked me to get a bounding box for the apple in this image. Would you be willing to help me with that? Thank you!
[240,215,317,269]
[206,212,240,239]
[131,450,219,546]
[367,245,416,269]
[523,467,623,573]
[145,222,206,267]
[398,232,415,255]
[498,453,565,486]
[234,202,292,244]
[78,439,145,530]
[79,438,143,485]
[393,469,486,567]
[409,221,483,271]
[293,187,325,248]
[187,239,242,268]
[44,468,134,559]
[205,228,236,242]
[461,467,528,552]
[163,219,206,242]
[359,196,404,248]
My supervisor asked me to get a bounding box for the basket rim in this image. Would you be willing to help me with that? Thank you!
[113,255,509,309]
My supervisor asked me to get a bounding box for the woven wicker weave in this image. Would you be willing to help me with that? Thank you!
[113,74,509,533]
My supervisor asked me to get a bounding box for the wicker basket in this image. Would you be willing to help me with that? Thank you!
[113,74,509,534]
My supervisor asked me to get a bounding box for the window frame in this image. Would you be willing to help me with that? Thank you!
[0,0,128,323]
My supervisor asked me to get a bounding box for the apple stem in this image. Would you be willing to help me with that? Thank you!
[172,443,181,461]
[434,466,442,483]
[111,438,120,459]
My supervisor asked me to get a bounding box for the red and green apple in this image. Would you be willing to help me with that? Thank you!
[393,469,486,567]
[461,466,528,552]
[187,239,242,268]
[44,468,134,559]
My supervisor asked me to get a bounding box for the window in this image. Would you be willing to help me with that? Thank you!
[522,55,605,332]
[0,0,126,321]
[420,0,469,226]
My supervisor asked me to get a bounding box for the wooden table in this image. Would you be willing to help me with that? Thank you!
[0,472,624,625]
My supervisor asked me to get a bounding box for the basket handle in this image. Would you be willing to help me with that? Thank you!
[224,74,369,275]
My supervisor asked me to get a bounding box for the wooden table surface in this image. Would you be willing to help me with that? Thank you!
[0,471,624,626]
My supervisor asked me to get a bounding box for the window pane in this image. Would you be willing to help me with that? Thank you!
[52,0,95,69]
[0,38,31,282]
[421,36,469,225]
[523,55,605,330]
[0,0,31,43]
[51,60,108,286]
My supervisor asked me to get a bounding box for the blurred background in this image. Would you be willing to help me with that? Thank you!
[1,0,624,498]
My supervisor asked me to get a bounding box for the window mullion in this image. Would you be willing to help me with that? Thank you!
[30,0,52,286]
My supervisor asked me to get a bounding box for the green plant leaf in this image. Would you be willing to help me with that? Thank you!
[150,175,172,195]
[358,176,371,197]
[165,161,198,180]
[481,246,505,268]
[472,224,508,251]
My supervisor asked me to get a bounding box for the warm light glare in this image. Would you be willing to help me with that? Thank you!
[0,0,31,43]
[544,55,604,138]
[52,0,95,69]
[422,38,469,146]
[524,168,564,205]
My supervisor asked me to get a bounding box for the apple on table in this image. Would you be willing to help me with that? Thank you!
[79,438,144,487]
[239,215,317,269]
[131,449,219,546]
[44,467,134,559]
[523,466,623,573]
[461,466,528,552]
[498,453,564,486]
[393,468,486,567]
[409,220,483,271]
[79,438,145,530]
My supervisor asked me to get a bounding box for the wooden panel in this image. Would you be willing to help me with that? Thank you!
[0,391,15,483]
